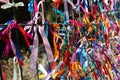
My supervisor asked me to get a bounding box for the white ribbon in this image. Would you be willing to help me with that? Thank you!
[18,64,22,80]
[13,57,22,80]
[13,57,17,80]
[1,2,24,9]
[67,0,76,9]
[38,64,48,76]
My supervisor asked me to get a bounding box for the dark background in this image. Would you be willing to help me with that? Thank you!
[0,0,30,24]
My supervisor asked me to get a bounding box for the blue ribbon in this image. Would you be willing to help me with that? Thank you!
[46,64,51,73]
[101,23,106,32]
[28,0,34,12]
[84,77,91,80]
[46,64,52,80]
[98,2,104,12]
[85,39,88,48]
[30,45,41,51]
[89,53,102,79]
[0,20,13,31]
[82,46,87,71]
[83,0,90,9]
[76,45,87,71]
[93,41,97,52]
[99,35,104,41]
[76,47,82,63]
[115,2,120,19]
[52,8,66,25]
[13,42,23,59]
[91,59,102,79]
[45,21,49,37]
[112,64,119,77]
[61,76,65,80]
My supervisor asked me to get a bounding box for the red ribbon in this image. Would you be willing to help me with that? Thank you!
[52,0,61,9]
[17,24,32,48]
[1,64,7,80]
[94,71,98,80]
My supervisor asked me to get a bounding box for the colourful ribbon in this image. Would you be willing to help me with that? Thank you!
[0,20,32,66]
[26,11,54,75]
[45,61,63,80]
[10,37,24,66]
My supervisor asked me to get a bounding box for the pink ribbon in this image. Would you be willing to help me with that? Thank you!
[0,0,9,3]
[70,39,82,63]
[30,27,39,75]
[0,32,11,57]
[34,0,38,12]
[4,40,11,57]
[39,26,54,62]
[69,20,84,27]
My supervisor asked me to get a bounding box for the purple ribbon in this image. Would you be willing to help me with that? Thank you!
[39,26,54,63]
[29,27,39,75]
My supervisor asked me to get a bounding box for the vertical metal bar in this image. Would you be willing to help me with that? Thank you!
[12,0,16,20]
[71,0,74,20]
[55,3,57,23]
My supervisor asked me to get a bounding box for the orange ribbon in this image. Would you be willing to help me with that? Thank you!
[52,0,61,9]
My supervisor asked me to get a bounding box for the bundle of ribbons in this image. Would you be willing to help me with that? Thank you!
[0,0,120,80]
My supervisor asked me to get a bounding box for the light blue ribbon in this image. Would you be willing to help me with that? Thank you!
[82,46,87,71]
[45,21,49,37]
[28,0,34,12]
[52,8,66,25]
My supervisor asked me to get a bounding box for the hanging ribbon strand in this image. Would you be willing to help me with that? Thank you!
[0,0,120,79]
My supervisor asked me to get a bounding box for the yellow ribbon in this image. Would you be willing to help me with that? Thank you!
[39,74,46,79]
